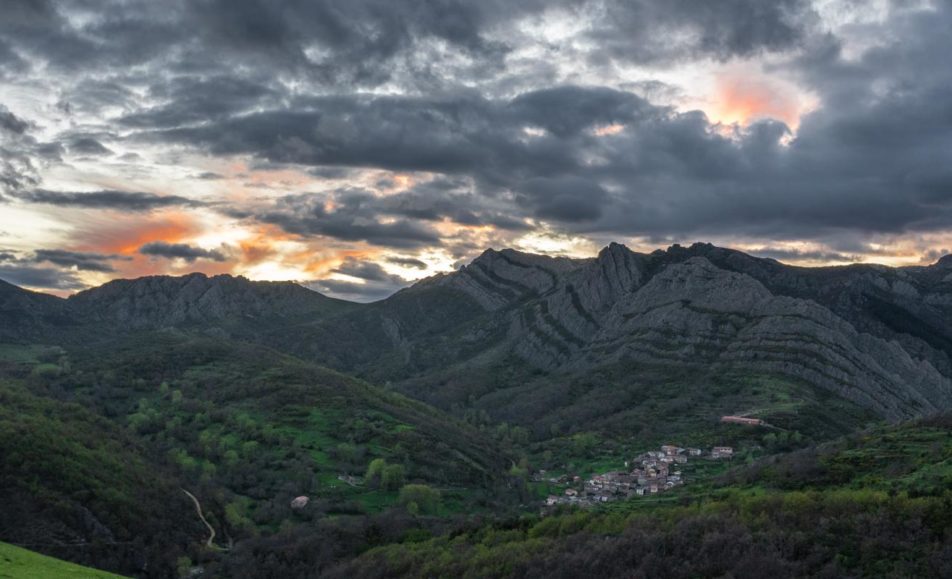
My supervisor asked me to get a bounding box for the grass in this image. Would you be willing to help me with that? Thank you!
[0,542,126,579]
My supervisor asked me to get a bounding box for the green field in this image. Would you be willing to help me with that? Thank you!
[0,542,126,578]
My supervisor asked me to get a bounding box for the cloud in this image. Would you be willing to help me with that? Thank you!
[15,189,199,211]
[68,137,113,156]
[746,247,861,264]
[332,258,400,282]
[30,249,130,272]
[0,105,30,135]
[584,0,817,66]
[258,190,443,248]
[386,256,427,269]
[0,264,86,290]
[139,241,227,262]
[311,258,410,302]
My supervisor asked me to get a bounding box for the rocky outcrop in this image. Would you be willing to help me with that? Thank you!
[428,243,952,420]
[67,273,343,329]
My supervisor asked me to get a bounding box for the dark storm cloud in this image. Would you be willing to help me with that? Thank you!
[372,178,532,231]
[312,258,410,302]
[584,0,816,66]
[0,264,86,290]
[517,176,608,222]
[148,33,952,242]
[0,107,40,194]
[139,241,226,262]
[3,0,952,253]
[120,76,276,128]
[68,137,112,156]
[0,39,28,76]
[0,106,30,135]
[147,87,653,226]
[333,258,401,282]
[15,189,199,211]
[309,277,407,302]
[508,86,656,137]
[1,0,817,88]
[259,190,442,248]
[386,256,427,269]
[748,247,861,264]
[30,249,130,273]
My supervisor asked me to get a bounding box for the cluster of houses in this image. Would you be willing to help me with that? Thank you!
[543,444,734,508]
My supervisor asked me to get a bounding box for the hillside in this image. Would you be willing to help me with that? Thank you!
[0,378,201,576]
[0,334,511,577]
[323,416,952,579]
[0,541,127,578]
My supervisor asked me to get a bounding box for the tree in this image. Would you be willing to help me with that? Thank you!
[365,458,387,488]
[398,484,441,515]
[382,464,405,491]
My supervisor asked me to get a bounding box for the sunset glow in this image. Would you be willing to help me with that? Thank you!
[0,1,949,300]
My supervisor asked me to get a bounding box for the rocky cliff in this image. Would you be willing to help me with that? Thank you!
[430,243,952,420]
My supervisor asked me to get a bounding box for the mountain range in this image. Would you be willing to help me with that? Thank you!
[4,242,951,425]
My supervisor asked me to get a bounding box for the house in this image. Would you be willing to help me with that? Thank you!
[546,495,560,506]
[686,448,702,456]
[712,446,734,459]
[661,445,682,455]
[674,455,688,464]
[565,488,578,496]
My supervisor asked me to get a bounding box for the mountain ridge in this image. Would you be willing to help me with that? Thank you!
[3,242,952,424]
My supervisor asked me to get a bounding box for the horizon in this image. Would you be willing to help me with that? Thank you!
[6,239,950,302]
[3,1,952,301]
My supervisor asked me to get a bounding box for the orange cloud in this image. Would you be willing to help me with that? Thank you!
[68,210,235,279]
[710,74,802,128]
[74,210,200,256]
[297,247,376,276]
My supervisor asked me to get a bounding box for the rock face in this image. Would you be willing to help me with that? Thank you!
[67,273,343,328]
[428,243,952,420]
[0,273,350,341]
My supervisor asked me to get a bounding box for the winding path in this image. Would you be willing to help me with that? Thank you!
[181,489,220,550]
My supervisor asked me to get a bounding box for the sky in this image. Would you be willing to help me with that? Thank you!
[1,0,952,301]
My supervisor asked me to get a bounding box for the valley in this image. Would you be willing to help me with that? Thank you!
[2,242,952,577]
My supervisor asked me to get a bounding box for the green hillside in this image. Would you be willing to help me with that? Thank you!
[0,542,126,578]
[0,379,200,577]
[322,416,952,578]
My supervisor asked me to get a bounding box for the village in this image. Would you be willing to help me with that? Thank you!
[541,444,734,508]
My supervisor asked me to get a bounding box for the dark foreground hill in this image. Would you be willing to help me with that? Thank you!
[0,335,509,577]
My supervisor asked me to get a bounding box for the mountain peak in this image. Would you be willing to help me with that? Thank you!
[935,254,952,268]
